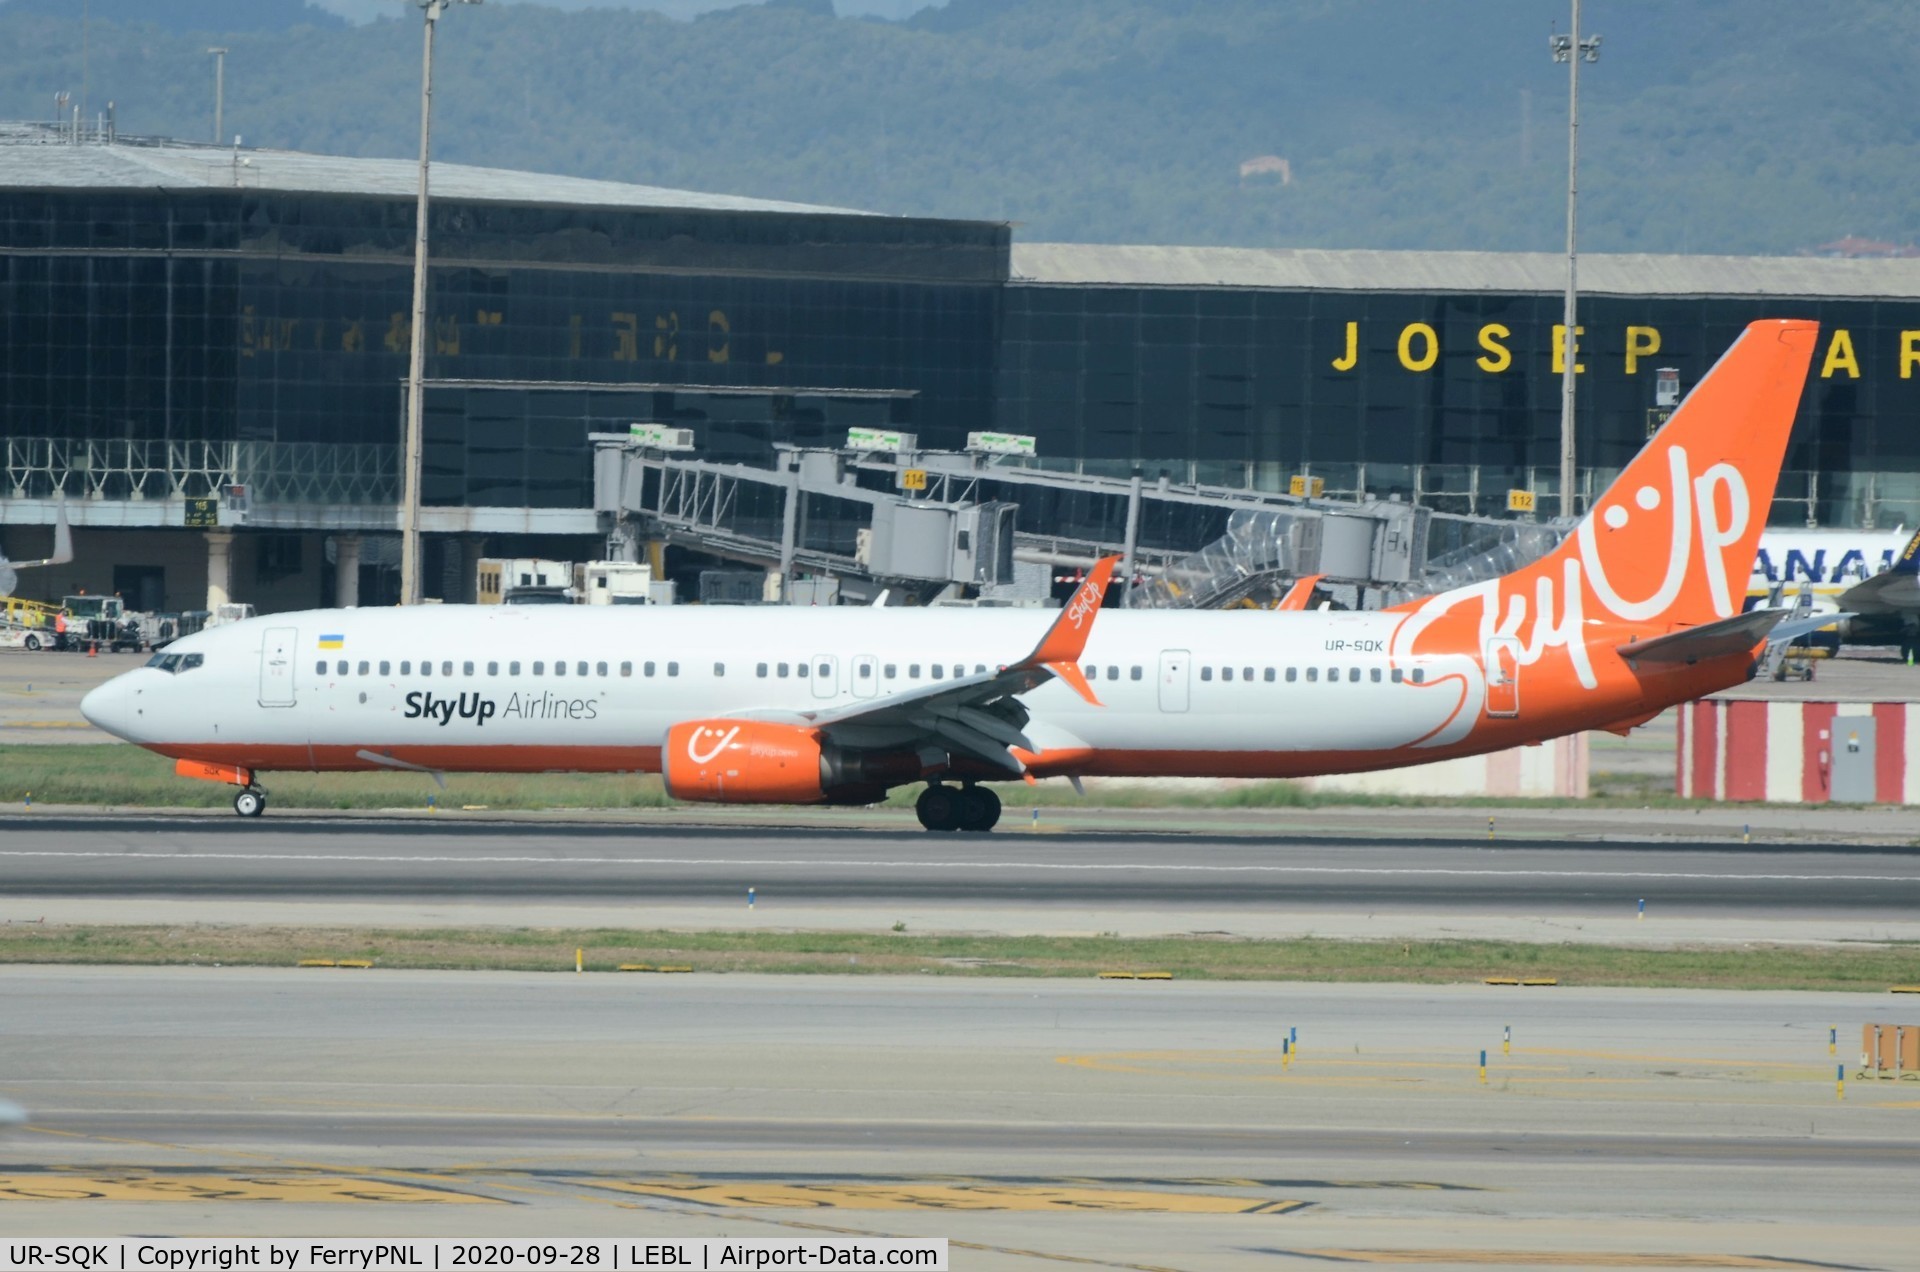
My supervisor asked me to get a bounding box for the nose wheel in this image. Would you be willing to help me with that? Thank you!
[915,783,1001,833]
[233,787,268,818]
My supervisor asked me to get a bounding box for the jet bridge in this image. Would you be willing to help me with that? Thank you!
[591,431,1534,605]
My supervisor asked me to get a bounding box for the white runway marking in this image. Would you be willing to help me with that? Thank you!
[0,849,1912,883]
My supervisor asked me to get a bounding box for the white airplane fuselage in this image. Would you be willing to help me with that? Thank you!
[82,601,1729,786]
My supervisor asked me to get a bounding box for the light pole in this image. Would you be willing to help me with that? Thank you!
[400,0,481,607]
[207,47,227,144]
[1550,3,1599,519]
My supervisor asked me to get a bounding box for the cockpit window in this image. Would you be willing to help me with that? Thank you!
[181,653,203,671]
[144,652,205,675]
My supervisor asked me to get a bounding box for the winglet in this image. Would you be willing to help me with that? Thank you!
[1276,573,1325,611]
[1013,555,1117,705]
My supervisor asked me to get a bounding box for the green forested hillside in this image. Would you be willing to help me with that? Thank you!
[1,0,1915,254]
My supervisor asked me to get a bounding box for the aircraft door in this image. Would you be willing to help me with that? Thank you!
[1157,649,1191,713]
[259,627,298,708]
[851,654,878,699]
[1484,636,1520,718]
[811,654,838,699]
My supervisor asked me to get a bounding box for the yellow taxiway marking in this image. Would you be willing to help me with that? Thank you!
[1284,1252,1854,1269]
[595,1179,1307,1215]
[0,1171,497,1205]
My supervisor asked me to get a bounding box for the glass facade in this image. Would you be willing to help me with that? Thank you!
[4,183,1917,528]
[1,189,1006,481]
[999,287,1920,524]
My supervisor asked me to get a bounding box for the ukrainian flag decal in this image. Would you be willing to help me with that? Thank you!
[317,633,345,649]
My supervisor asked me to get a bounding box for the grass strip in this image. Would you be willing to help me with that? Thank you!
[0,925,1912,990]
[0,743,1691,811]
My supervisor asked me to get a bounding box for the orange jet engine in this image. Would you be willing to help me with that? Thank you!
[661,719,834,804]
[663,719,929,804]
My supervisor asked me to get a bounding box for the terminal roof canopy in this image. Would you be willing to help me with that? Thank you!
[1012,242,1920,300]
[0,126,875,218]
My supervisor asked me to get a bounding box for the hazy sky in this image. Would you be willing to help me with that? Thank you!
[309,0,941,20]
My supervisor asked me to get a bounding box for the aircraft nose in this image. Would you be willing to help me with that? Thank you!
[80,675,138,740]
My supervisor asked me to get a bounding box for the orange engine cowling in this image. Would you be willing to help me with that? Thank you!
[662,719,829,804]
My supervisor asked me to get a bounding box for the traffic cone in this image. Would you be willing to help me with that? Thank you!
[87,641,96,658]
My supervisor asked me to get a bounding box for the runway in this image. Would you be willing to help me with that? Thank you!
[4,812,1920,942]
[2,968,1913,1269]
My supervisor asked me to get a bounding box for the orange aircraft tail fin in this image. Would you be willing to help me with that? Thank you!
[1393,319,1818,630]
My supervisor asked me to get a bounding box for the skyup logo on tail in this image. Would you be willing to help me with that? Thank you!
[1385,319,1819,750]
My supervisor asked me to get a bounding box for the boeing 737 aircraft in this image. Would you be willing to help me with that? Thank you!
[83,320,1824,830]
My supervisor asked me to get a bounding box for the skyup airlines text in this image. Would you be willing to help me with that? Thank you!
[403,690,598,726]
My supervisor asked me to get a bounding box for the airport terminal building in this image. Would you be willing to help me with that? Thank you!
[4,124,1920,613]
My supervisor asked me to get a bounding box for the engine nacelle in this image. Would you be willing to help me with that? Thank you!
[663,719,830,804]
[662,719,934,805]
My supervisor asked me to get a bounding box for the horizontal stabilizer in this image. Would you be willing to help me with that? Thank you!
[1616,609,1790,666]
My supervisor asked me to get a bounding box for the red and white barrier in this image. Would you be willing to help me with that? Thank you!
[1676,699,1919,804]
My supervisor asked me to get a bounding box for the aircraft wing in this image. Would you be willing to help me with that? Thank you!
[1839,526,1920,615]
[724,557,1117,776]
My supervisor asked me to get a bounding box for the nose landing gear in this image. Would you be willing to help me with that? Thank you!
[915,782,1002,833]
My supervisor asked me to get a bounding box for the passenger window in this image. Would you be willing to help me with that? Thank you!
[336,660,348,676]
[315,660,326,675]
[400,660,412,675]
[931,664,944,680]
[975,664,987,675]
[757,663,769,677]
[441,661,453,677]
[576,661,588,677]
[820,662,833,678]
[512,661,523,676]
[1264,667,1275,682]
[1244,667,1254,681]
[355,661,367,675]
[181,653,203,671]
[463,661,475,676]
[1411,667,1425,684]
[713,662,724,677]
[909,664,921,679]
[667,661,679,677]
[644,661,656,677]
[597,661,608,677]
[1370,667,1382,683]
[1106,666,1119,681]
[797,663,810,678]
[487,661,499,676]
[1349,668,1361,683]
[1286,667,1298,682]
[1201,667,1213,682]
[555,661,567,677]
[1391,668,1404,683]
[1222,667,1233,682]
[858,663,873,679]
[777,663,789,678]
[619,662,630,677]
[1131,666,1143,680]
[1327,667,1338,681]
[884,664,898,679]
[1306,667,1318,683]
[1081,663,1095,681]
[533,661,545,675]
[953,665,964,679]
[380,660,391,676]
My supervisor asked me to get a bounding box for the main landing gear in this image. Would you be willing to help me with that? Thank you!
[233,786,268,818]
[915,782,1001,833]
